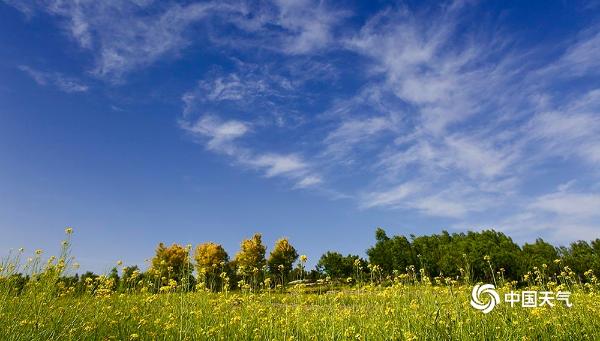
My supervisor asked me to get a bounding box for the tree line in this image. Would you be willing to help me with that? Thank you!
[3,228,599,294]
[108,228,600,291]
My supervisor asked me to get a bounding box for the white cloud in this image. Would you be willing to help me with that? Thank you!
[323,116,397,160]
[180,64,311,130]
[2,0,35,18]
[18,65,89,93]
[527,90,600,165]
[84,2,218,80]
[7,0,346,81]
[345,4,497,134]
[361,182,421,209]
[7,1,236,81]
[530,111,599,141]
[412,194,471,219]
[250,154,307,177]
[295,175,322,188]
[180,114,321,189]
[540,28,600,77]
[443,135,519,179]
[453,184,600,243]
[531,191,600,218]
[273,0,347,54]
[179,115,249,155]
[362,181,495,218]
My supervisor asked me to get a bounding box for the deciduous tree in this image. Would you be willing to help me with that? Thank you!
[234,233,266,276]
[150,243,192,284]
[194,242,229,290]
[268,238,298,282]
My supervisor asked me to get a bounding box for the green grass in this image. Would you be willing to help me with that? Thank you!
[2,231,600,340]
[2,283,600,340]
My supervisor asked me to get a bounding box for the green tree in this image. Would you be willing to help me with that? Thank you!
[367,228,415,275]
[522,239,558,273]
[456,230,522,282]
[412,231,463,278]
[317,252,365,279]
[561,241,598,276]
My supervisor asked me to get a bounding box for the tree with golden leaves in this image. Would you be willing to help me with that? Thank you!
[150,243,192,285]
[194,242,229,291]
[234,233,266,278]
[268,238,298,284]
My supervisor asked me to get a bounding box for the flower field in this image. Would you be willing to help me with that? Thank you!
[2,230,600,340]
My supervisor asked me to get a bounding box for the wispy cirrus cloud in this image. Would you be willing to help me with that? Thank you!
[50,1,222,81]
[361,180,497,219]
[455,182,600,243]
[531,190,600,219]
[270,0,348,54]
[179,68,321,189]
[179,115,250,156]
[527,90,600,165]
[336,3,600,240]
[5,0,346,81]
[180,115,321,188]
[175,2,600,239]
[18,65,88,93]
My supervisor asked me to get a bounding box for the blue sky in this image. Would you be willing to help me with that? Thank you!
[1,0,600,273]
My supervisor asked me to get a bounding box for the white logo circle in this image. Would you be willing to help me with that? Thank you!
[470,284,500,314]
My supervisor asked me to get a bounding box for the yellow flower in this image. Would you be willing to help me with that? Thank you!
[35,249,43,255]
[65,227,73,234]
[300,255,308,263]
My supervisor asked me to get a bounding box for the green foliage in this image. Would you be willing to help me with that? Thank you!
[365,229,548,282]
[522,238,559,271]
[560,240,600,276]
[317,252,365,279]
[367,229,415,274]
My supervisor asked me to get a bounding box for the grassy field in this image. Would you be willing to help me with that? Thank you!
[2,233,600,340]
[2,283,600,340]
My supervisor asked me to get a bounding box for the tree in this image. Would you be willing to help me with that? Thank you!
[317,252,365,279]
[194,242,229,291]
[150,243,192,285]
[234,233,267,277]
[268,238,298,283]
[561,241,597,276]
[365,229,527,282]
[367,228,415,275]
[452,230,522,282]
[412,232,455,277]
[522,239,558,272]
